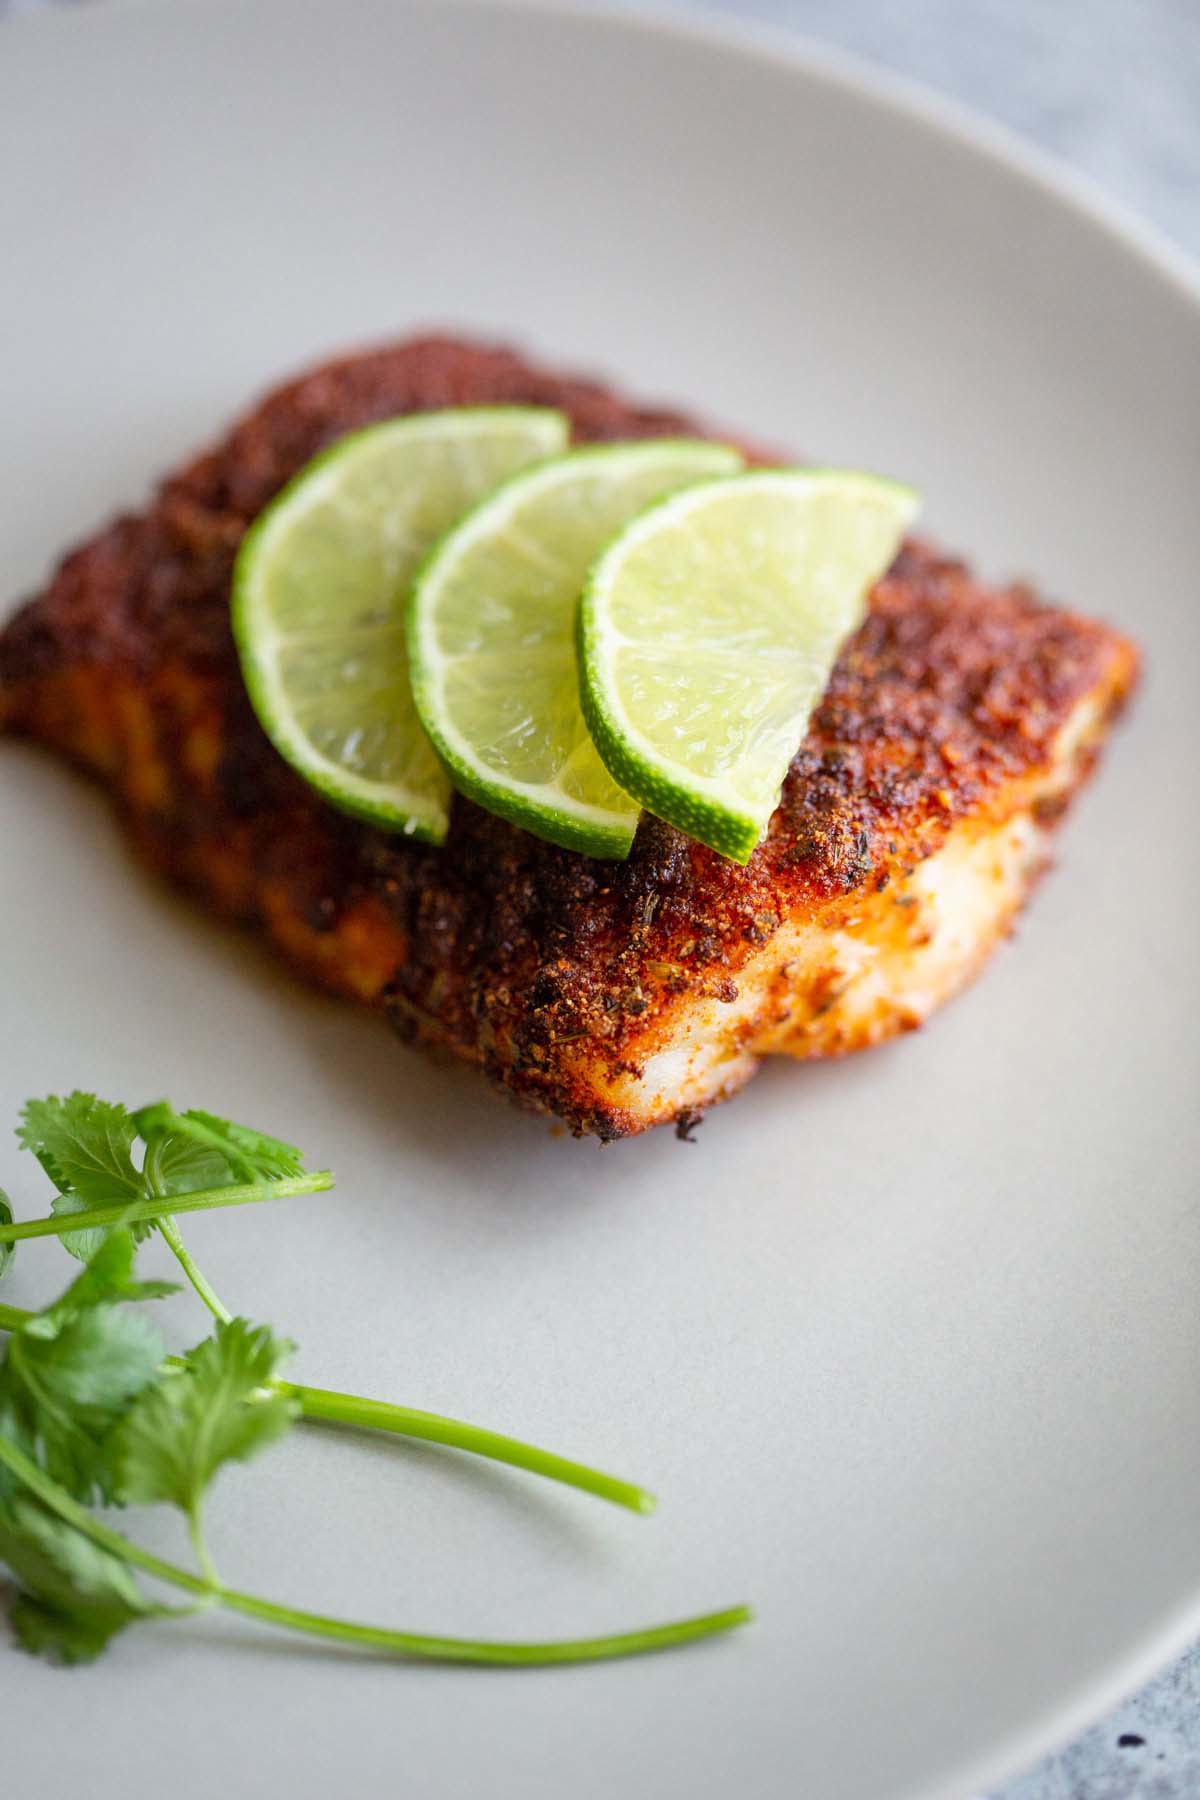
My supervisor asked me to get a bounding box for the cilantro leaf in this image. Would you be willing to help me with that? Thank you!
[113,1317,298,1518]
[183,1112,306,1181]
[0,1192,13,1284]
[133,1101,307,1188]
[19,1093,144,1203]
[0,1232,170,1506]
[40,1227,177,1323]
[0,1311,165,1505]
[0,1495,159,1664]
[20,1094,150,1261]
[145,1134,236,1198]
[135,1103,307,1204]
[49,1190,153,1263]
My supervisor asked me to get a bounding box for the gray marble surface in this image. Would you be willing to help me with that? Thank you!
[3,1,1198,1796]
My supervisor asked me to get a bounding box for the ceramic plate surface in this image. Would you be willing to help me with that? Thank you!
[2,3,1198,1796]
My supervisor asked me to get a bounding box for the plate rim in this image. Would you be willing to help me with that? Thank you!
[11,0,1199,317]
[4,2,1199,1796]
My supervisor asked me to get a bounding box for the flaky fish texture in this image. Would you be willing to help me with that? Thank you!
[0,337,1138,1138]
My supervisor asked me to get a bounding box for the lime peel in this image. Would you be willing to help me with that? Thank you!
[232,407,570,842]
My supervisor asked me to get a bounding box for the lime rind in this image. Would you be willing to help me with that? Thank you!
[578,467,920,864]
[232,406,569,841]
[408,440,743,858]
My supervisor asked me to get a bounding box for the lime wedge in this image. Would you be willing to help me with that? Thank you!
[232,407,569,841]
[579,468,919,864]
[408,441,742,857]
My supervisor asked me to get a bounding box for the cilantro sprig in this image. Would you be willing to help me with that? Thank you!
[0,1095,751,1668]
[0,1094,654,1512]
[7,1093,331,1264]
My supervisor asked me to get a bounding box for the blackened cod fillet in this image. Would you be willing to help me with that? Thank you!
[0,337,1138,1139]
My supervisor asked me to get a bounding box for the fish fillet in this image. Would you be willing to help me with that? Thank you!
[0,336,1138,1139]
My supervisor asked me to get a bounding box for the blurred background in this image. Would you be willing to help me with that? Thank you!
[2,1,1198,1796]
[611,0,1200,256]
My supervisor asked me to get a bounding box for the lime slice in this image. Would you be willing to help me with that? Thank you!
[579,468,919,864]
[408,441,742,857]
[232,407,569,841]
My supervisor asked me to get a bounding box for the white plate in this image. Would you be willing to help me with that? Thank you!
[2,3,1198,1796]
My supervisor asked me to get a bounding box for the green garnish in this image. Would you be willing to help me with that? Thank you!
[0,1232,171,1509]
[0,1193,13,1284]
[0,1095,751,1668]
[11,1092,329,1262]
[0,1093,652,1511]
[0,1173,330,1248]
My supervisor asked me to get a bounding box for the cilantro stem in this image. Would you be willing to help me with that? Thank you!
[0,1306,655,1515]
[156,1219,232,1324]
[282,1384,657,1516]
[0,1436,751,1666]
[214,1592,751,1666]
[0,1172,334,1244]
[187,1509,220,1588]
